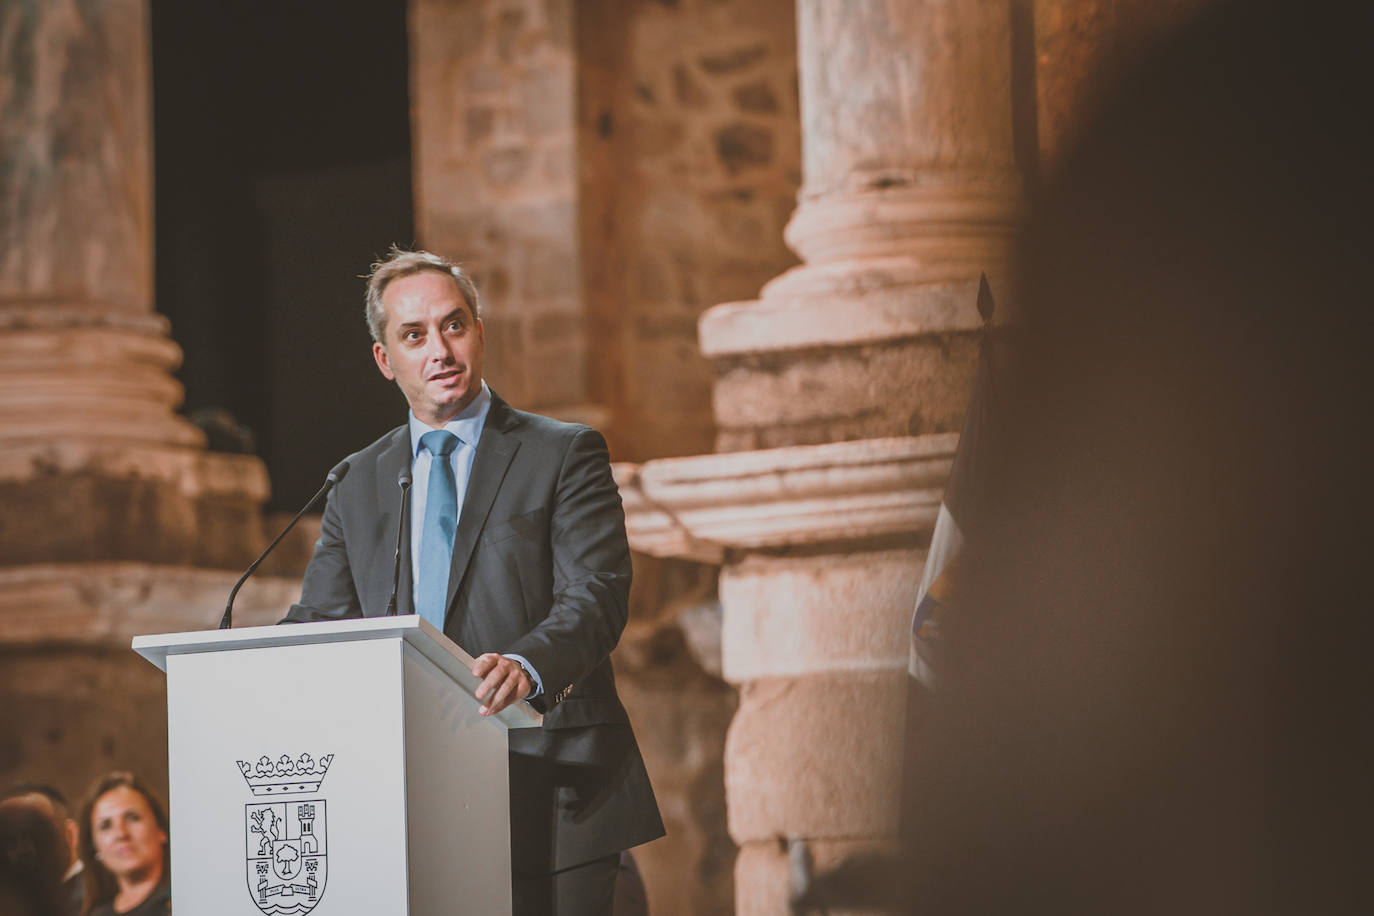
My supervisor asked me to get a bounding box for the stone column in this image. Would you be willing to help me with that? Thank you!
[620,435,955,914]
[623,2,1022,912]
[703,0,1021,451]
[0,0,275,798]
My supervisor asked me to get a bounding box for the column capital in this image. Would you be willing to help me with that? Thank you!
[616,433,955,563]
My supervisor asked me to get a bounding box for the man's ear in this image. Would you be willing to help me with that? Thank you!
[64,818,79,863]
[372,341,395,380]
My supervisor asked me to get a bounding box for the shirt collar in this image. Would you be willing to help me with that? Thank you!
[408,381,492,457]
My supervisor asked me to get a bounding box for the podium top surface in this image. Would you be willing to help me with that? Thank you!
[133,616,542,729]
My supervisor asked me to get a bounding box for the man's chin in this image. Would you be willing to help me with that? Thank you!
[421,390,476,424]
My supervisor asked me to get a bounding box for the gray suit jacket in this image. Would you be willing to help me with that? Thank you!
[284,392,664,871]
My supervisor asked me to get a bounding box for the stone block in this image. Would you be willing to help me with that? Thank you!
[725,671,909,842]
[0,563,300,647]
[735,836,904,916]
[712,334,980,448]
[733,842,791,916]
[466,105,495,143]
[0,445,269,570]
[715,122,774,174]
[699,43,768,75]
[521,65,573,135]
[672,63,710,108]
[732,79,779,113]
[720,548,922,681]
[521,341,587,409]
[483,145,532,184]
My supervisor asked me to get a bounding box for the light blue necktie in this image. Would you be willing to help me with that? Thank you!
[417,430,459,629]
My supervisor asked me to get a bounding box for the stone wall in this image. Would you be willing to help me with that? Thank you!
[410,0,592,419]
[576,0,801,462]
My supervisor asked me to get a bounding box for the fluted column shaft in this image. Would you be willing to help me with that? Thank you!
[0,0,202,449]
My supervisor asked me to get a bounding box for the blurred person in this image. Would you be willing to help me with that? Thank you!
[78,774,170,916]
[894,0,1368,913]
[3,784,84,916]
[0,796,68,916]
[795,0,1368,912]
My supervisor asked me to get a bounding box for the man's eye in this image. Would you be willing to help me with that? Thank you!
[447,321,464,333]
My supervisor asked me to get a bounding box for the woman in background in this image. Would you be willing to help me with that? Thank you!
[78,773,170,916]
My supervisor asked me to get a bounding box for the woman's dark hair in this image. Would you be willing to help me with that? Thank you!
[78,772,170,916]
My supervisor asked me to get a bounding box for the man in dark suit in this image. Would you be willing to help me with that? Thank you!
[284,248,663,915]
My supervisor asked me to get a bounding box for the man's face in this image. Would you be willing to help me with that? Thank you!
[373,270,485,429]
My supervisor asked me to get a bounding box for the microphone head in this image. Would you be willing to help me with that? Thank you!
[326,458,351,485]
[398,469,412,489]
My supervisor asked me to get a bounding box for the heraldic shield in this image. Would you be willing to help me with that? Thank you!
[245,799,327,915]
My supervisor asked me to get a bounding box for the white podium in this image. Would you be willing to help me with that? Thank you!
[134,616,541,916]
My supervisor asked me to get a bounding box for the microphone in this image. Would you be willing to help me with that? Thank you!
[218,458,351,629]
[385,469,412,616]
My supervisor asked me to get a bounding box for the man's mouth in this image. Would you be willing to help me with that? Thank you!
[427,368,462,382]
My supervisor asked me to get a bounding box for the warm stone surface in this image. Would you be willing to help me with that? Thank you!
[0,442,271,570]
[712,335,981,450]
[734,836,902,916]
[614,553,736,915]
[725,671,909,843]
[576,0,801,462]
[701,272,989,357]
[701,0,1022,449]
[0,313,202,448]
[615,435,955,563]
[410,0,588,415]
[720,549,923,682]
[0,0,153,312]
[615,643,737,916]
[796,1,1017,200]
[0,563,300,646]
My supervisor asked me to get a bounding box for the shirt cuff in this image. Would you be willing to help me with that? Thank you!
[502,653,543,698]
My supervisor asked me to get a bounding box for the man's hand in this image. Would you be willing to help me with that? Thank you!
[471,653,532,717]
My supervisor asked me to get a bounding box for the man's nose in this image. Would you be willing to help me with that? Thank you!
[425,330,455,362]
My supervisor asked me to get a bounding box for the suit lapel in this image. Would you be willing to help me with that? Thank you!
[374,427,414,616]
[445,394,521,616]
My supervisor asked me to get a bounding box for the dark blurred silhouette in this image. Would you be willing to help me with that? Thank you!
[799,0,1369,912]
[1,784,81,916]
[0,796,68,916]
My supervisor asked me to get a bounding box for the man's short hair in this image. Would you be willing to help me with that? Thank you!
[1,784,69,821]
[364,247,481,344]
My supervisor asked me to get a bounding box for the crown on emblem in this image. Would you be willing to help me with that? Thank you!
[236,753,333,796]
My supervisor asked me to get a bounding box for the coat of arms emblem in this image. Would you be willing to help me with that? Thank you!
[237,753,333,915]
